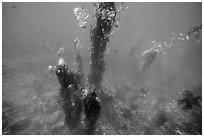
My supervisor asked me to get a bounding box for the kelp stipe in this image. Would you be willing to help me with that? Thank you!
[88,2,118,90]
[55,58,83,132]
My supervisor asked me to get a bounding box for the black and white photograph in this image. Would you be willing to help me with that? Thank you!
[2,1,202,135]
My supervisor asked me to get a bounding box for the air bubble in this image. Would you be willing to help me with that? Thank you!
[73,6,89,29]
[58,58,66,66]
[48,65,54,74]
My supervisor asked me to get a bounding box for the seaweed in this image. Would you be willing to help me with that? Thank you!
[55,59,82,132]
[88,2,117,90]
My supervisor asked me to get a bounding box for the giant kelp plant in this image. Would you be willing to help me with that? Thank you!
[88,2,118,90]
[52,2,121,134]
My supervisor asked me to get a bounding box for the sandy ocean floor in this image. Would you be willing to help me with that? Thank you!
[2,53,202,135]
[2,2,202,135]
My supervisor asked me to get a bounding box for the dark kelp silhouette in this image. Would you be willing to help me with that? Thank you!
[81,88,101,134]
[54,2,120,134]
[84,2,118,133]
[55,59,101,134]
[88,2,117,90]
[55,59,82,131]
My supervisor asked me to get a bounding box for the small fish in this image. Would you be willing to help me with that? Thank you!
[114,24,119,28]
[81,25,87,29]
[11,5,17,9]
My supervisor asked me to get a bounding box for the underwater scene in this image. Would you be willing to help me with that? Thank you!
[2,2,202,135]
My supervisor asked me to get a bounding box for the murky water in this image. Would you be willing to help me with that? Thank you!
[2,2,202,135]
